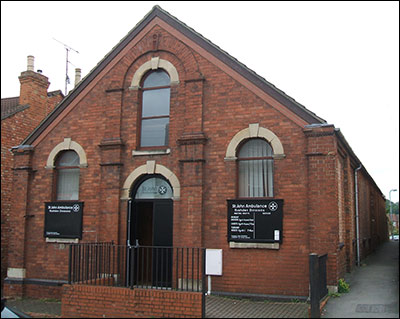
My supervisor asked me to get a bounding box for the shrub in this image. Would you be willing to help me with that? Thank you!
[338,278,350,293]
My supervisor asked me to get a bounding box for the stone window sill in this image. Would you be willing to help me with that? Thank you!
[46,238,79,244]
[229,242,279,249]
[132,148,171,157]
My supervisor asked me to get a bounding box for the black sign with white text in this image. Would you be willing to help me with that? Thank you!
[44,202,83,239]
[227,199,283,243]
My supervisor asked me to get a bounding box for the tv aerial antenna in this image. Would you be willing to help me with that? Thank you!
[53,38,79,95]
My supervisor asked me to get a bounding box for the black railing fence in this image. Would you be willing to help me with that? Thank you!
[68,242,206,293]
[309,253,328,318]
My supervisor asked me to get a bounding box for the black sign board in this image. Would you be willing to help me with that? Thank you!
[44,202,83,239]
[227,199,283,243]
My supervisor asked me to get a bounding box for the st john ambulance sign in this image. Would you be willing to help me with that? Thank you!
[227,199,283,243]
[44,202,83,239]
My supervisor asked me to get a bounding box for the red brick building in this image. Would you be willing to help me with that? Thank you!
[1,57,63,291]
[3,6,387,301]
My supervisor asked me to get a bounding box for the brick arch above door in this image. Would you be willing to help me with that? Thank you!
[121,160,180,200]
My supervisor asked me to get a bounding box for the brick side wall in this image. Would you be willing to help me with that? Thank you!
[61,285,202,318]
[357,172,388,260]
[304,126,339,286]
[343,156,356,273]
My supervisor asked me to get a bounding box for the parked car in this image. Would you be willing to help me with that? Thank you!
[393,235,399,241]
[1,299,31,318]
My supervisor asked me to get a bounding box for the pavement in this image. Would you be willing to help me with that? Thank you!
[206,296,308,318]
[4,241,397,318]
[5,294,308,318]
[4,297,61,318]
[321,240,399,318]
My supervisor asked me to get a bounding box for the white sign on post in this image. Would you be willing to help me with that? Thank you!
[205,249,223,276]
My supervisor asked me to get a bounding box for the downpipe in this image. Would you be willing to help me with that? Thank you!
[354,164,362,266]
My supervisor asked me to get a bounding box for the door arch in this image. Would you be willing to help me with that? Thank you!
[121,161,180,200]
[127,174,173,287]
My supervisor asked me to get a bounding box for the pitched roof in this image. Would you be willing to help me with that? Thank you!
[22,5,326,145]
[1,97,29,120]
[1,90,64,120]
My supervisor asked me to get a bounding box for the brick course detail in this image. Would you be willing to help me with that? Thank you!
[62,285,202,318]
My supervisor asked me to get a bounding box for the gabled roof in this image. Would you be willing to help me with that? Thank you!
[22,5,326,146]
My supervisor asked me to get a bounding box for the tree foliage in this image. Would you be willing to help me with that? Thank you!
[386,200,399,215]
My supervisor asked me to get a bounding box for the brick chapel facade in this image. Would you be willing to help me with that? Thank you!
[3,6,387,300]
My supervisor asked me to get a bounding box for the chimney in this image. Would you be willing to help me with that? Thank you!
[27,55,34,71]
[19,55,50,116]
[74,68,81,87]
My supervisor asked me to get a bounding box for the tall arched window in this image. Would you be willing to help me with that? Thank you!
[55,150,80,200]
[238,138,274,197]
[140,70,170,147]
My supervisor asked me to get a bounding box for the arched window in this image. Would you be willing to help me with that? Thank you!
[55,150,80,200]
[238,139,274,197]
[140,70,170,147]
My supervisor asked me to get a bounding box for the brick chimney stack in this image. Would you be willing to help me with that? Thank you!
[18,55,51,117]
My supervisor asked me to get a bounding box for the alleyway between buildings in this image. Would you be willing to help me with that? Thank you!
[322,240,399,318]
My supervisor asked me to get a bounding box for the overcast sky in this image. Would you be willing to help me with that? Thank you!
[1,1,399,202]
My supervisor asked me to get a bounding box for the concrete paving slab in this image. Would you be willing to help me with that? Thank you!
[206,295,309,318]
[5,297,61,318]
[321,241,399,318]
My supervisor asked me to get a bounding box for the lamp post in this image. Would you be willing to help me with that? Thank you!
[389,189,397,237]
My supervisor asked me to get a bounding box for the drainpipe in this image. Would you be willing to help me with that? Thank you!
[354,164,362,266]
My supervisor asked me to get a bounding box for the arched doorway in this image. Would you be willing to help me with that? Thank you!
[127,174,173,287]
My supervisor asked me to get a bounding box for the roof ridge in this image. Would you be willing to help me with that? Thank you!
[153,6,325,123]
[22,5,325,145]
[1,96,19,101]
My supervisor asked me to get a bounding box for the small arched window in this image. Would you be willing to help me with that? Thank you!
[55,150,80,200]
[238,139,274,197]
[140,70,170,147]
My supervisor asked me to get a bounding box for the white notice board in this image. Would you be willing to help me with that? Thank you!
[206,249,222,276]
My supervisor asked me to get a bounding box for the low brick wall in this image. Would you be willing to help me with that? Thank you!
[3,280,64,299]
[61,284,203,318]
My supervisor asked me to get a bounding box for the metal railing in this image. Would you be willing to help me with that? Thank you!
[68,242,206,293]
[309,253,328,318]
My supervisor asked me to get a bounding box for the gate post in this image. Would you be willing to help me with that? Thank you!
[309,253,320,318]
[201,248,206,318]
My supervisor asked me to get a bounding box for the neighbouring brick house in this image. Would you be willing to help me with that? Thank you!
[3,5,387,311]
[1,57,63,292]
